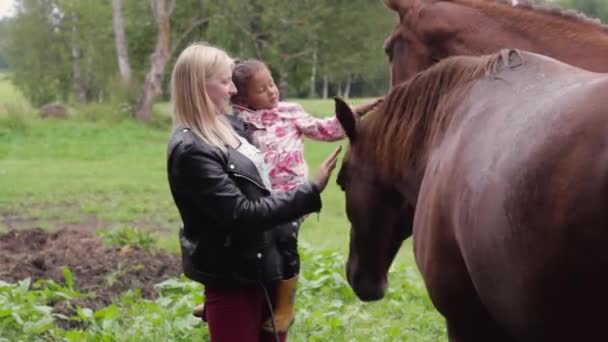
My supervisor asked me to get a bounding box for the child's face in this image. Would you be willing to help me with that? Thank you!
[245,68,279,110]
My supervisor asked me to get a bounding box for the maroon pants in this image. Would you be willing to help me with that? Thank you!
[203,285,288,342]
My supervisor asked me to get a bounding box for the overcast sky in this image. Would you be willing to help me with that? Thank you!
[0,0,15,19]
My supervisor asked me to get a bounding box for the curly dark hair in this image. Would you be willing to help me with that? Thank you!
[231,59,269,105]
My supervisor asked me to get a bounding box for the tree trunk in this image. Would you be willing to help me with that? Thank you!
[278,66,289,101]
[71,15,86,103]
[336,81,343,98]
[343,74,352,99]
[85,42,95,102]
[322,75,329,99]
[133,0,175,120]
[112,0,132,87]
[308,45,317,98]
[250,0,265,59]
[72,46,86,103]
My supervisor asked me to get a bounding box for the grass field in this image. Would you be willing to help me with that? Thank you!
[0,77,446,340]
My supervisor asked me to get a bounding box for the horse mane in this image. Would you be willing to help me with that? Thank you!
[359,52,506,181]
[450,0,608,33]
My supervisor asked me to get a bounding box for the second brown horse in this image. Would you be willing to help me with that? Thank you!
[383,0,608,84]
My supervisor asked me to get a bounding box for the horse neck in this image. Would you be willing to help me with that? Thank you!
[446,0,608,72]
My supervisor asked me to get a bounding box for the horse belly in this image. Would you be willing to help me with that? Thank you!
[421,81,608,340]
[460,93,608,340]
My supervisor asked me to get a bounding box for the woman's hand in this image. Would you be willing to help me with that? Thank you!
[312,145,342,192]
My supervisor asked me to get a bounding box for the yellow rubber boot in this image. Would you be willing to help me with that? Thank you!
[262,275,298,332]
[192,303,205,318]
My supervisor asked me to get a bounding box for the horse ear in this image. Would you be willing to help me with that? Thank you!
[335,96,358,141]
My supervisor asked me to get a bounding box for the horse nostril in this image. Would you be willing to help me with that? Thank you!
[350,272,387,302]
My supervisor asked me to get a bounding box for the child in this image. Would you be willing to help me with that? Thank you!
[230,59,381,333]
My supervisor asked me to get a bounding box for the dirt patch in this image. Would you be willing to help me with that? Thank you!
[0,228,182,318]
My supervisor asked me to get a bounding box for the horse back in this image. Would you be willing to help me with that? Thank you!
[415,53,608,340]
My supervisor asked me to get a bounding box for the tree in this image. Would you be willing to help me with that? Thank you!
[133,0,175,120]
[314,0,392,98]
[112,0,132,87]
[132,0,215,120]
[3,0,396,112]
[4,0,70,106]
[4,0,114,106]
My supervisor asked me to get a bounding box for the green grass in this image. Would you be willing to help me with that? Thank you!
[0,73,33,118]
[0,75,445,340]
[0,73,28,105]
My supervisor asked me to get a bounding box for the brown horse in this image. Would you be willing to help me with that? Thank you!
[335,49,608,341]
[383,0,608,85]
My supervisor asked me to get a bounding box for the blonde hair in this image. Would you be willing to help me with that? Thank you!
[171,42,237,149]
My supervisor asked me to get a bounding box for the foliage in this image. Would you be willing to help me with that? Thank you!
[0,0,395,110]
[0,269,85,342]
[97,225,159,250]
[556,0,608,22]
[2,0,114,106]
[0,246,445,341]
[2,0,607,111]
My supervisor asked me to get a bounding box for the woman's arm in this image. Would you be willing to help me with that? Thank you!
[175,144,322,229]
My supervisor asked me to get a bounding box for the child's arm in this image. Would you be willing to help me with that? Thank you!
[293,104,345,141]
[292,98,383,141]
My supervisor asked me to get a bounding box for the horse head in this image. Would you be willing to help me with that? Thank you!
[335,97,414,301]
[384,0,608,85]
[383,0,452,85]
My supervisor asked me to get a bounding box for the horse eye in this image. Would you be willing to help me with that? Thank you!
[336,165,348,190]
[384,44,393,62]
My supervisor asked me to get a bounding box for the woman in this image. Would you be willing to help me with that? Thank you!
[167,42,341,342]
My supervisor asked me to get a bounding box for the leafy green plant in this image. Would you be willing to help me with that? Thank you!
[0,244,445,341]
[97,226,158,250]
[0,268,86,341]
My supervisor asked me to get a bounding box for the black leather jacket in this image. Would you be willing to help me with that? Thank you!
[167,116,321,288]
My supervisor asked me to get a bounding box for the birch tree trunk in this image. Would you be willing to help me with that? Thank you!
[72,45,86,103]
[308,46,317,98]
[111,0,132,87]
[343,74,352,99]
[133,0,175,120]
[71,14,86,103]
[322,75,329,99]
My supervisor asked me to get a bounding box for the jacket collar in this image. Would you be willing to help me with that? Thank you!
[226,146,270,193]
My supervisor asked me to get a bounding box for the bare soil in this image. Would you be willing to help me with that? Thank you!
[0,227,182,316]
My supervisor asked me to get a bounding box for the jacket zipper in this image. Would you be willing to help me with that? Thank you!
[231,172,270,193]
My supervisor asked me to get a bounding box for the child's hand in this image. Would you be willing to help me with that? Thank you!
[353,97,384,117]
[312,145,342,192]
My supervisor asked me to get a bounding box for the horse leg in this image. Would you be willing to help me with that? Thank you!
[417,233,513,341]
[432,266,512,341]
[445,307,511,342]
[436,269,513,342]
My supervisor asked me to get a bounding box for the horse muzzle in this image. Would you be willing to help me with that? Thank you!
[346,268,388,301]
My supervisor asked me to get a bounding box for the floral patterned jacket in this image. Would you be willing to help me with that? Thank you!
[233,102,345,191]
